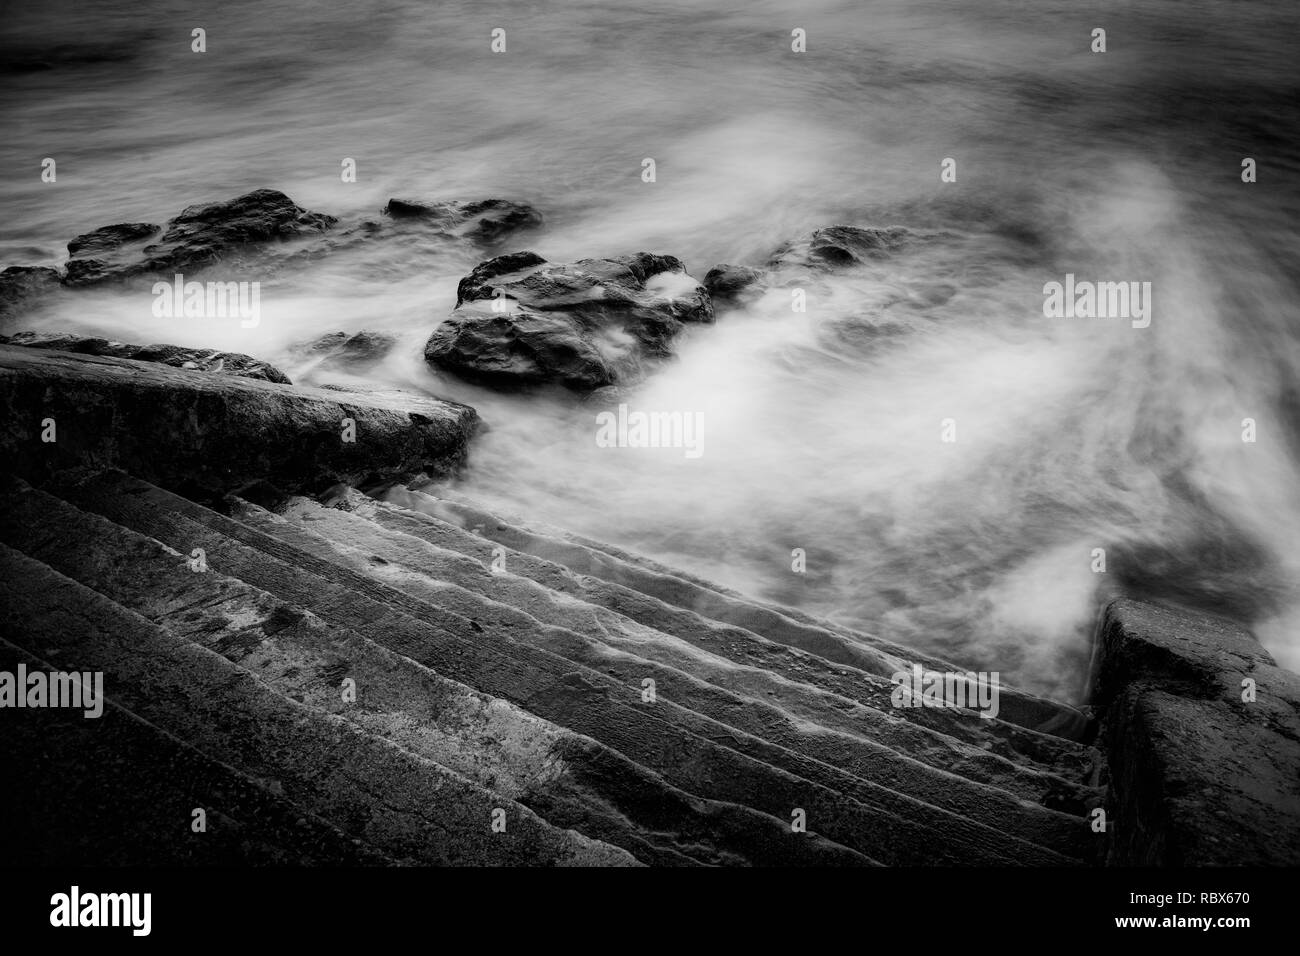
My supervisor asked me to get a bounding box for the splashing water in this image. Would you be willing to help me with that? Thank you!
[3,0,1298,698]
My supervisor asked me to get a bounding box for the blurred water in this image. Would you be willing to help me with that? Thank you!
[3,0,1298,697]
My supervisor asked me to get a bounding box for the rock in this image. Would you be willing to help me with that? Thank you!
[770,225,917,270]
[299,330,397,371]
[63,223,161,285]
[0,331,291,384]
[63,189,337,285]
[426,251,712,392]
[67,222,160,256]
[426,312,615,391]
[703,263,764,302]
[1090,598,1300,865]
[0,266,63,319]
[0,345,478,498]
[383,198,542,244]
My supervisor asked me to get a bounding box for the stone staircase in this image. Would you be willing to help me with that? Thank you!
[0,468,1107,866]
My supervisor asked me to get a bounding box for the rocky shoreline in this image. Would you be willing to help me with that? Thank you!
[1,187,1297,866]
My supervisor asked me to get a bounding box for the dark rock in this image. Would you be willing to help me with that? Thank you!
[0,331,291,384]
[383,198,542,244]
[426,251,712,392]
[1090,599,1300,865]
[64,189,337,285]
[67,222,160,256]
[703,263,764,301]
[0,266,63,319]
[299,330,397,371]
[0,345,478,497]
[770,225,917,270]
[426,312,615,391]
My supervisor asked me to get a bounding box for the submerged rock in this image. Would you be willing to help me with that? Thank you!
[63,188,337,285]
[770,225,917,270]
[703,263,765,302]
[298,330,397,371]
[383,198,542,244]
[0,266,62,319]
[0,331,291,383]
[425,251,713,391]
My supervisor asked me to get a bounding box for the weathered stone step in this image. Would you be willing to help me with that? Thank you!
[256,491,1095,851]
[382,485,1098,778]
[0,504,638,867]
[0,636,389,866]
[59,471,1079,865]
[0,482,864,867]
[396,484,1092,739]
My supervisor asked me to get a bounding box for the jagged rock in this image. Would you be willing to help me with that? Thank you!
[426,251,712,391]
[0,266,62,319]
[299,330,397,371]
[770,225,917,270]
[0,345,477,497]
[0,331,291,383]
[63,189,337,285]
[703,263,765,302]
[383,198,542,244]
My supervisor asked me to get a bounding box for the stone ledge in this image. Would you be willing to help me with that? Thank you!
[0,345,478,500]
[1091,598,1300,864]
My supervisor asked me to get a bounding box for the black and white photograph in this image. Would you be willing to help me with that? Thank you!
[0,0,1295,937]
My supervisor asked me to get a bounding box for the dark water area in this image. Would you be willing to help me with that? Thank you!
[3,0,1299,698]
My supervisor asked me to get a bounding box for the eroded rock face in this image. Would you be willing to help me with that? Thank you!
[0,345,478,497]
[0,331,291,383]
[63,189,337,285]
[383,198,542,244]
[426,251,713,392]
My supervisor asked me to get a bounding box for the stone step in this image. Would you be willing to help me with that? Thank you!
[381,485,1099,778]
[0,501,638,867]
[57,470,1081,865]
[256,491,1095,852]
[0,636,389,866]
[0,481,867,867]
[406,484,1091,739]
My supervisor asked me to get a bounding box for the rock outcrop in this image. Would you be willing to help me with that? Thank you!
[0,266,62,319]
[703,263,765,302]
[63,188,337,286]
[425,251,713,391]
[0,345,476,499]
[1090,599,1300,865]
[295,330,397,372]
[383,198,542,244]
[770,225,919,270]
[1,331,291,383]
